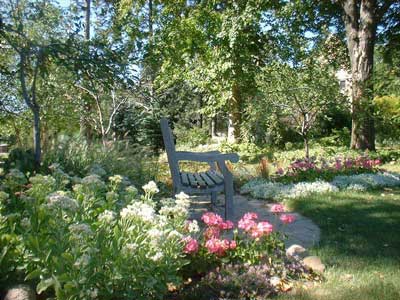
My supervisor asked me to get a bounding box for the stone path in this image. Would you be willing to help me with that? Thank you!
[189,194,320,249]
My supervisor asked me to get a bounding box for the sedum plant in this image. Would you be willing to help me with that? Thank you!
[2,166,190,300]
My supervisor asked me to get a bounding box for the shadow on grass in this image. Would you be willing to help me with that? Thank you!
[287,190,400,267]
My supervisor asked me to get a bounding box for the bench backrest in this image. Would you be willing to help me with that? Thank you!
[160,118,181,189]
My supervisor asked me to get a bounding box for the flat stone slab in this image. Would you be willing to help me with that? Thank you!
[188,193,320,249]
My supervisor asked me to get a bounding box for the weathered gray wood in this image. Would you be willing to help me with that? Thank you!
[206,170,224,185]
[187,173,198,188]
[181,172,190,186]
[199,172,216,187]
[193,173,207,188]
[161,117,239,219]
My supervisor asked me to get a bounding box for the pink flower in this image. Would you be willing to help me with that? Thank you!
[270,204,285,213]
[219,220,234,230]
[250,221,273,238]
[276,167,284,175]
[374,159,381,165]
[201,212,223,226]
[183,237,199,254]
[242,212,258,220]
[238,218,256,232]
[204,226,221,240]
[229,240,237,249]
[205,238,231,256]
[280,214,296,224]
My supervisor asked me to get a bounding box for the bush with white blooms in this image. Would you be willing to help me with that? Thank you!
[0,166,190,300]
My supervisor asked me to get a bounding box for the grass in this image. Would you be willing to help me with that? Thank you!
[277,188,400,300]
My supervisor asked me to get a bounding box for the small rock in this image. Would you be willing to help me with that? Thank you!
[4,284,36,300]
[286,244,309,260]
[302,256,325,273]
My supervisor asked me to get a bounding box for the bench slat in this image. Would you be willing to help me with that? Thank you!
[187,173,198,188]
[194,173,207,188]
[181,172,190,186]
[206,170,224,185]
[200,172,216,187]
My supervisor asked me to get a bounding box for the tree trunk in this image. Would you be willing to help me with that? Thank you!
[80,0,93,144]
[342,0,376,151]
[303,136,310,159]
[227,83,242,143]
[32,107,41,168]
[210,116,217,138]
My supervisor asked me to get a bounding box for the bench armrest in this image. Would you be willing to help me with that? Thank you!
[176,151,239,163]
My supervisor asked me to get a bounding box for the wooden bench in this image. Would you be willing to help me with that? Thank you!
[160,118,239,219]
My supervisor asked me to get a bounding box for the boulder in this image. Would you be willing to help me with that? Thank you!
[4,285,36,300]
[286,244,308,260]
[302,256,325,273]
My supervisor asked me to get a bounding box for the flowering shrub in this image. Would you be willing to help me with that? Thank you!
[241,172,400,200]
[182,210,296,274]
[0,166,190,300]
[178,210,317,300]
[274,156,381,184]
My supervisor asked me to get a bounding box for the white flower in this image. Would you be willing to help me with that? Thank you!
[125,243,138,252]
[168,230,183,239]
[142,181,159,194]
[47,192,79,212]
[82,174,106,190]
[187,220,199,233]
[120,202,155,222]
[74,254,90,268]
[89,288,99,299]
[98,210,116,223]
[175,192,190,209]
[150,251,163,262]
[147,228,163,239]
[20,217,31,229]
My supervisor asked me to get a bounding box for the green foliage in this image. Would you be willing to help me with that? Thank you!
[3,148,36,175]
[42,137,160,188]
[0,169,189,299]
[374,95,400,143]
[175,125,209,147]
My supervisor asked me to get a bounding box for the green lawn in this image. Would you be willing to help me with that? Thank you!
[277,188,400,300]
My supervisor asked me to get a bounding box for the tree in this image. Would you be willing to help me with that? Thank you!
[339,0,398,150]
[0,0,65,167]
[258,61,343,158]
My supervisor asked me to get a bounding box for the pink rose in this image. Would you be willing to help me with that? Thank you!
[280,214,296,224]
[183,237,199,254]
[270,204,285,213]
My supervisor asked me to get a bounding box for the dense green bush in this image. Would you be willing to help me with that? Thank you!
[0,167,189,299]
[175,125,210,147]
[3,148,36,175]
[42,137,160,188]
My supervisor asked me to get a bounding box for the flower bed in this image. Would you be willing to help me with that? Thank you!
[241,172,400,200]
[0,167,189,299]
[273,156,381,184]
[0,166,320,299]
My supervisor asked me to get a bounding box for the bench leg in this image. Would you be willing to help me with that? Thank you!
[211,192,217,206]
[224,175,234,220]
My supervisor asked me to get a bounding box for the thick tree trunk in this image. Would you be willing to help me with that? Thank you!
[227,83,242,143]
[342,0,376,150]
